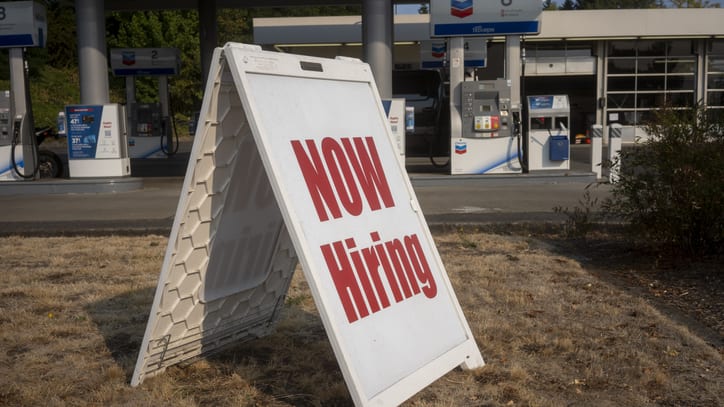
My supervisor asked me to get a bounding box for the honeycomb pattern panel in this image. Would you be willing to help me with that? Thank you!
[133,55,298,386]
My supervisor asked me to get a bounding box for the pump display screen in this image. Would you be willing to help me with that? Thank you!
[529,95,569,111]
[474,91,496,100]
[529,96,554,110]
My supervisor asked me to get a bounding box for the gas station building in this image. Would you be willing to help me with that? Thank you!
[4,3,724,182]
[254,8,724,142]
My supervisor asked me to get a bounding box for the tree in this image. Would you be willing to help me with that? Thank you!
[668,0,721,7]
[575,0,657,8]
[106,11,202,118]
[218,8,253,44]
[560,0,577,9]
[44,2,77,69]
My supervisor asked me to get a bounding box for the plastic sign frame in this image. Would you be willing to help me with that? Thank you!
[430,0,542,37]
[132,43,484,406]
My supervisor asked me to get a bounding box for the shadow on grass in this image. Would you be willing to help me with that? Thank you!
[203,305,353,406]
[85,286,156,381]
[86,289,352,405]
[538,232,724,350]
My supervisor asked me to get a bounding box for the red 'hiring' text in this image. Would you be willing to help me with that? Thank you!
[321,231,438,323]
[291,137,395,222]
[291,136,436,323]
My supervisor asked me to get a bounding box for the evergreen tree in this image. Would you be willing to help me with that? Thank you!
[45,2,77,69]
[106,10,202,117]
[668,0,720,7]
[560,0,577,9]
[575,0,657,8]
[218,9,253,44]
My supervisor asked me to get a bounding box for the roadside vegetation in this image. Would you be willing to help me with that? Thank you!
[556,103,723,257]
[2,3,722,406]
[5,1,719,129]
[1,233,721,406]
[604,104,724,256]
[0,3,362,130]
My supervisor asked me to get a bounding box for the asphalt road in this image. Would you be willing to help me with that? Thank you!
[0,145,610,235]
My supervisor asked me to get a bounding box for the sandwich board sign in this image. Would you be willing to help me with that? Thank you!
[430,0,542,37]
[132,43,484,406]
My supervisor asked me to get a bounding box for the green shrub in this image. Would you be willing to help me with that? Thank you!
[603,104,724,255]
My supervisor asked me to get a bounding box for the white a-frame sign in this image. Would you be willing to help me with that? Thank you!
[132,43,484,406]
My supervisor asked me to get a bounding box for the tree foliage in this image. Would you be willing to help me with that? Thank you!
[102,6,361,118]
[574,0,657,8]
[603,105,724,256]
[44,1,77,69]
[24,2,721,126]
[106,10,202,117]
[668,0,721,7]
[574,0,719,8]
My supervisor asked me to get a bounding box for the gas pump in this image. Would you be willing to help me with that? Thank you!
[65,103,131,178]
[527,95,571,171]
[109,48,181,159]
[382,98,406,167]
[451,78,522,175]
[0,91,14,179]
[0,1,46,181]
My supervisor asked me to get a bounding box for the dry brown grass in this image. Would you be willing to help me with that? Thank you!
[1,232,722,406]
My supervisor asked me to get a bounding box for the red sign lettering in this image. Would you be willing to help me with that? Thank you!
[291,137,395,222]
[321,231,438,323]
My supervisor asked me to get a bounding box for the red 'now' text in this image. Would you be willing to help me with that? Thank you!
[321,231,438,323]
[291,137,395,222]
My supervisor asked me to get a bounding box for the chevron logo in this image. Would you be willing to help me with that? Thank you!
[451,0,473,18]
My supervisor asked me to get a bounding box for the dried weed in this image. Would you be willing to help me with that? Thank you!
[1,232,722,407]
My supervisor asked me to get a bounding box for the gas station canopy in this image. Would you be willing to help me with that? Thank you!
[104,0,420,11]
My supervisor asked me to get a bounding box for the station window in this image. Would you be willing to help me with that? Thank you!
[606,39,696,126]
[708,92,724,107]
[607,59,635,74]
[708,73,724,90]
[706,41,724,110]
[607,93,635,109]
[608,41,636,57]
[526,41,593,58]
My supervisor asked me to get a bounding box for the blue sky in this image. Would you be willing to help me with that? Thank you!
[394,4,423,14]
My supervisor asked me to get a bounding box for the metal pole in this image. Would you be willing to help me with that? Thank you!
[590,124,603,179]
[449,37,464,175]
[608,123,622,183]
[362,0,393,99]
[596,41,606,145]
[159,76,173,154]
[198,1,218,89]
[125,76,136,138]
[505,36,521,110]
[75,0,109,105]
[9,48,36,178]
